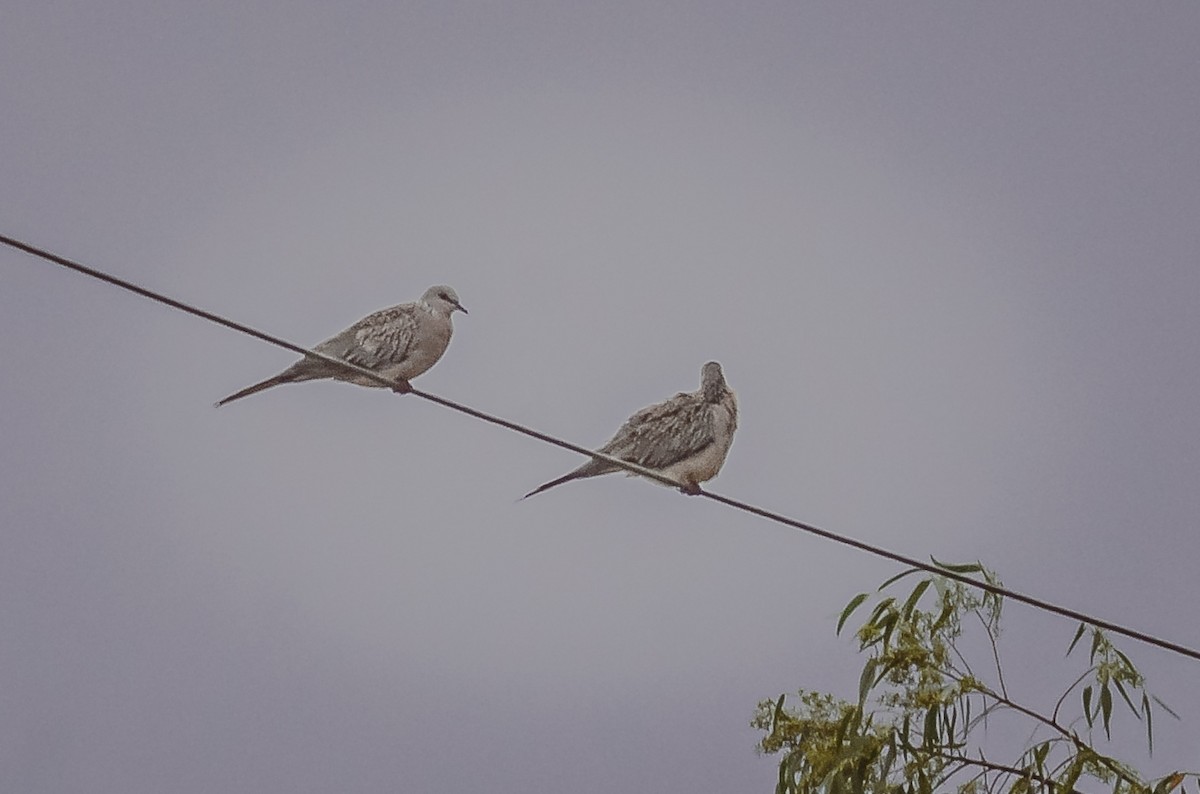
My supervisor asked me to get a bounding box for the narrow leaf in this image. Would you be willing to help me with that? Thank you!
[1083,686,1094,727]
[930,557,983,574]
[1144,692,1155,756]
[1159,773,1186,794]
[772,694,786,731]
[1101,683,1113,739]
[879,743,896,783]
[1154,777,1176,794]
[867,597,897,624]
[1066,622,1088,656]
[1062,754,1086,794]
[1033,740,1051,775]
[931,598,955,631]
[922,706,938,750]
[878,567,922,591]
[838,593,870,636]
[879,612,899,650]
[859,659,877,709]
[1113,678,1139,716]
[902,579,932,621]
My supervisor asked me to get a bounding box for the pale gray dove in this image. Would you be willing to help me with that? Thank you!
[216,285,466,406]
[524,361,738,498]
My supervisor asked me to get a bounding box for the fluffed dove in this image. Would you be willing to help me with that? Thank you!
[216,285,466,406]
[524,361,738,498]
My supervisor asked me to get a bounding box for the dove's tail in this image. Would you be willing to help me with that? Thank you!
[522,471,586,499]
[215,373,295,407]
[521,458,621,499]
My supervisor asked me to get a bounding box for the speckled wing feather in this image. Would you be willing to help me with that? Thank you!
[600,392,717,470]
[322,305,421,376]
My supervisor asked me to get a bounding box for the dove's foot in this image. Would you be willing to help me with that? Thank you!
[391,378,413,394]
[680,482,703,496]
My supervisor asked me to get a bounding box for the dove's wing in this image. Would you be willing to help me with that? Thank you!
[275,304,424,388]
[316,304,420,370]
[601,392,717,469]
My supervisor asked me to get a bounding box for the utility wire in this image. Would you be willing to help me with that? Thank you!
[4,232,1199,663]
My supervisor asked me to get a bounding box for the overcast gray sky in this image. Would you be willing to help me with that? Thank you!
[2,3,1199,792]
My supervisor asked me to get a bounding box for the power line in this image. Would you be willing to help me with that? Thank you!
[4,231,1199,664]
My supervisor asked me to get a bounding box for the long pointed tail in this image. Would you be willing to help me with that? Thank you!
[215,374,293,407]
[522,458,620,499]
[522,471,585,499]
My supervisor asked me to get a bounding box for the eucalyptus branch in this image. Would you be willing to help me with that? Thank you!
[937,753,1087,794]
[968,681,1074,744]
[1087,752,1146,789]
[935,759,971,790]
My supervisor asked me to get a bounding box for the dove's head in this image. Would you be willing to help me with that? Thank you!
[700,361,727,401]
[422,285,468,316]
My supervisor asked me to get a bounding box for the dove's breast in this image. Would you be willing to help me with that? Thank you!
[379,312,454,381]
[659,396,737,487]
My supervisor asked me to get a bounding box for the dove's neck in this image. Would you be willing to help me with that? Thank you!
[702,380,726,403]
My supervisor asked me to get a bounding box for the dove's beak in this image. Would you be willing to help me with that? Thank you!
[455,302,468,315]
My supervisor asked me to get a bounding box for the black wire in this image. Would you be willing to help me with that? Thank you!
[4,232,1198,663]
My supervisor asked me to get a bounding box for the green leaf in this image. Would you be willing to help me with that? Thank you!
[878,742,896,783]
[1113,678,1139,716]
[929,557,983,574]
[1066,622,1088,656]
[1033,740,1050,773]
[931,597,955,632]
[851,749,870,794]
[858,659,877,709]
[879,612,899,650]
[835,707,854,749]
[1154,776,1178,794]
[1061,754,1086,794]
[830,767,846,794]
[867,597,897,624]
[901,579,932,621]
[778,750,794,793]
[1090,629,1104,663]
[838,593,870,636]
[1101,683,1114,739]
[1083,685,1095,727]
[878,567,923,591]
[772,694,786,731]
[922,706,938,750]
[1144,692,1155,756]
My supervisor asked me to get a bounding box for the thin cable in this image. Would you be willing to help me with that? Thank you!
[696,489,1200,660]
[4,232,1199,663]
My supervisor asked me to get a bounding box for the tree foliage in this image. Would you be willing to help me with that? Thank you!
[753,561,1195,794]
